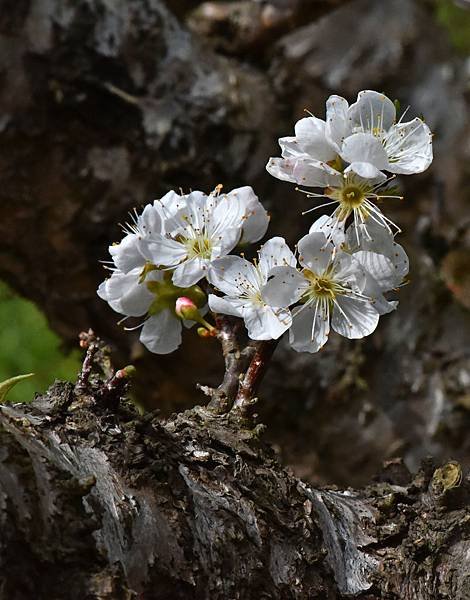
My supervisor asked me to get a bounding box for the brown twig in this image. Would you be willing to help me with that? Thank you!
[199,312,279,418]
[76,330,133,407]
[199,314,252,414]
[97,367,134,407]
[75,341,98,395]
[231,339,279,419]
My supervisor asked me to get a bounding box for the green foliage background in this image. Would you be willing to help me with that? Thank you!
[435,1,470,54]
[0,0,468,403]
[0,283,80,403]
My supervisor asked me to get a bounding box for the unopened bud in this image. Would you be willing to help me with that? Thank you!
[175,296,199,321]
[115,365,136,379]
[176,296,217,335]
[197,326,217,338]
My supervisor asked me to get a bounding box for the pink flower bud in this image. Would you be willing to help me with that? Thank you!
[175,296,199,321]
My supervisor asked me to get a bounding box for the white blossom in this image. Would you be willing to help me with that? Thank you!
[267,90,432,184]
[138,187,269,287]
[97,266,205,354]
[266,90,432,241]
[108,191,180,273]
[262,232,385,352]
[207,237,295,340]
[345,217,409,292]
[309,215,409,315]
[303,169,403,241]
[343,90,433,176]
[97,88,421,357]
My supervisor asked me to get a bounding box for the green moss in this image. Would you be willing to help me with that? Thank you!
[435,0,470,54]
[0,282,80,403]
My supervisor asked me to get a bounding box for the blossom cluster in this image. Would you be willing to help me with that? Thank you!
[98,90,432,354]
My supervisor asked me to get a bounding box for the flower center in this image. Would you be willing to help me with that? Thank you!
[185,236,212,259]
[340,185,365,209]
[303,269,340,301]
[249,291,263,305]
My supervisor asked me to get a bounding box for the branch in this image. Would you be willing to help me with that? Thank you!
[198,314,279,420]
[231,339,279,420]
[198,314,253,414]
[0,372,469,600]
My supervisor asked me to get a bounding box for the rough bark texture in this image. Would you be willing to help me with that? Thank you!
[0,367,469,599]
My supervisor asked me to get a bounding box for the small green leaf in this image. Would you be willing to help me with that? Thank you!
[0,373,35,403]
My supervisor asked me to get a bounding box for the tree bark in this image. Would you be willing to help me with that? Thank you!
[0,356,469,599]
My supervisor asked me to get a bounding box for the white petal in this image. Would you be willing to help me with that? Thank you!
[330,250,361,286]
[343,164,387,184]
[109,234,145,273]
[211,193,244,233]
[210,227,242,258]
[172,257,206,287]
[292,159,341,187]
[266,157,297,183]
[261,266,307,307]
[258,237,296,281]
[289,301,330,353]
[279,136,305,159]
[331,296,379,339]
[294,116,337,162]
[243,305,292,341]
[155,190,182,223]
[341,133,389,171]
[174,191,210,234]
[241,205,269,244]
[346,220,409,288]
[97,280,108,302]
[309,215,346,246]
[138,236,187,267]
[348,90,396,133]
[360,271,397,316]
[346,161,385,180]
[325,94,351,150]
[140,310,182,354]
[266,156,339,188]
[353,251,395,290]
[231,186,269,244]
[297,232,334,273]
[101,268,155,317]
[208,294,244,317]
[208,256,259,297]
[384,118,433,174]
[138,203,163,236]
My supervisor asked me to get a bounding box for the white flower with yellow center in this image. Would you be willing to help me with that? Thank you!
[263,232,382,353]
[309,215,409,315]
[138,187,269,287]
[107,191,180,273]
[97,266,206,354]
[266,90,432,241]
[301,169,403,241]
[266,90,432,184]
[341,90,433,177]
[207,237,295,340]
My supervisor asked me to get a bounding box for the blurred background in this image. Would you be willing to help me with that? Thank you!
[0,0,469,486]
